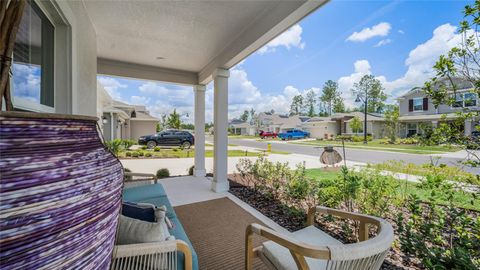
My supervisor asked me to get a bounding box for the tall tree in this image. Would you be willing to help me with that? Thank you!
[289,95,303,115]
[320,80,340,115]
[166,109,181,129]
[333,96,346,113]
[156,113,167,132]
[422,1,479,166]
[384,105,399,144]
[240,110,249,122]
[350,116,362,134]
[304,89,317,117]
[351,75,387,113]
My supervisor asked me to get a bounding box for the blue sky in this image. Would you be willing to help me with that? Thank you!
[98,0,468,123]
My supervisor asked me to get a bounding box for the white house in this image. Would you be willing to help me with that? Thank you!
[97,83,159,141]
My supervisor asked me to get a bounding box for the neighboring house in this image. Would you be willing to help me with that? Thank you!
[229,119,256,136]
[98,84,159,141]
[397,79,479,138]
[256,112,310,134]
[302,112,386,139]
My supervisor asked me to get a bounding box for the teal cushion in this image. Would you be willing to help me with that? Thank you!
[170,217,199,270]
[136,197,176,219]
[123,184,167,202]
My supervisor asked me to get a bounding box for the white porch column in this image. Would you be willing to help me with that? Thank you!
[194,85,206,177]
[465,119,473,136]
[212,68,230,192]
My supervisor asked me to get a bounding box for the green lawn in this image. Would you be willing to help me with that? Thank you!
[118,148,287,159]
[305,168,480,211]
[292,139,461,154]
[228,135,257,139]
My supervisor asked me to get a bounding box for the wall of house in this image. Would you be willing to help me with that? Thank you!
[102,113,112,140]
[344,121,385,139]
[304,122,338,139]
[55,1,97,117]
[130,121,157,141]
[399,91,479,116]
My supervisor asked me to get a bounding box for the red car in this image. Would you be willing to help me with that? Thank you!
[259,130,277,139]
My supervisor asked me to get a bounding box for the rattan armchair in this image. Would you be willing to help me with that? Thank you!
[245,206,394,270]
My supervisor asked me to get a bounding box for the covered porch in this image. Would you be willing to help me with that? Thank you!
[86,0,328,193]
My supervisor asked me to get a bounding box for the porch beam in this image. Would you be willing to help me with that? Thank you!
[97,58,198,86]
[212,68,230,193]
[194,85,206,177]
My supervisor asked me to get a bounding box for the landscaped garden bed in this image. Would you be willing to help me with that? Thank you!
[229,157,480,270]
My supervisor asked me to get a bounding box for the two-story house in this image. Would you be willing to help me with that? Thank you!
[397,79,479,138]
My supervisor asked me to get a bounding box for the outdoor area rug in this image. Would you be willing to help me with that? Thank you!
[174,197,269,270]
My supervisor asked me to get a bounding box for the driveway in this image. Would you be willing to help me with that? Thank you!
[224,137,480,174]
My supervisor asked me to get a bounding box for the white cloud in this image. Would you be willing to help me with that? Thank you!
[258,24,305,54]
[12,64,41,102]
[98,76,127,100]
[398,30,405,34]
[130,96,151,105]
[337,23,466,107]
[374,39,392,47]
[346,22,391,42]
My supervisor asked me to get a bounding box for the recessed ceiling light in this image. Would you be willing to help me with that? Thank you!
[156,56,165,60]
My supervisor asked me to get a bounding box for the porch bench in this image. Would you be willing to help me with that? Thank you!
[114,182,199,270]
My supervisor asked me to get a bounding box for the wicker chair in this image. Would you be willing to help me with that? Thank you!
[245,206,394,270]
[111,172,193,270]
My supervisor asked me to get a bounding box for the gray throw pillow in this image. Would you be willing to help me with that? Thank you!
[117,205,174,245]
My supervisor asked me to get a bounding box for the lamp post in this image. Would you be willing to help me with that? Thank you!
[355,94,368,144]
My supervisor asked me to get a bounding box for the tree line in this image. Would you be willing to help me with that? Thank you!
[289,74,388,117]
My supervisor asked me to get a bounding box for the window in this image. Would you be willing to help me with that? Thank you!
[12,0,54,110]
[413,98,423,111]
[407,123,417,137]
[452,92,478,108]
[463,92,477,107]
[453,93,464,107]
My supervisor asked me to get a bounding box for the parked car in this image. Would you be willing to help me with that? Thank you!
[259,130,277,139]
[138,130,194,149]
[278,129,310,140]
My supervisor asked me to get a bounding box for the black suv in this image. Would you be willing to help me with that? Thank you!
[138,130,194,149]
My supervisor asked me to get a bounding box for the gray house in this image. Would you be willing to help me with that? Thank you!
[397,80,479,138]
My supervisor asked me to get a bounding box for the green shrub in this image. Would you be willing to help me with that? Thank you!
[138,151,144,157]
[141,145,148,150]
[188,165,194,175]
[105,139,123,156]
[145,152,152,157]
[131,152,139,158]
[125,151,132,157]
[121,139,136,149]
[156,168,170,179]
[397,172,480,269]
[154,146,161,152]
[172,148,179,152]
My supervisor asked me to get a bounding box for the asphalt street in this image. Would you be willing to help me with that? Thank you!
[225,138,480,175]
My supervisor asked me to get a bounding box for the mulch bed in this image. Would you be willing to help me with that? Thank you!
[228,175,422,270]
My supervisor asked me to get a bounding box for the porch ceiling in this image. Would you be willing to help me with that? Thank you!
[84,0,327,85]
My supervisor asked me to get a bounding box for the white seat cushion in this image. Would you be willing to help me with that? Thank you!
[262,226,342,270]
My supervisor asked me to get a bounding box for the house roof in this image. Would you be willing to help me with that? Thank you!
[398,77,475,99]
[131,111,159,121]
[331,112,385,122]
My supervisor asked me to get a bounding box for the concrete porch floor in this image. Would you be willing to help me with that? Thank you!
[158,175,290,236]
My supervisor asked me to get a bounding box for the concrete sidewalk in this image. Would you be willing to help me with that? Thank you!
[120,153,364,176]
